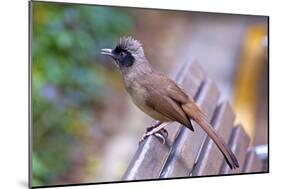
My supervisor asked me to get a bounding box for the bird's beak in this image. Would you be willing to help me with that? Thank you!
[101,48,114,58]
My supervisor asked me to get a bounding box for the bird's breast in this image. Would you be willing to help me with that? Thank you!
[126,80,149,112]
[125,79,169,121]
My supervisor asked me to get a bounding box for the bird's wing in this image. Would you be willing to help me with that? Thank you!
[144,74,194,131]
[144,73,239,169]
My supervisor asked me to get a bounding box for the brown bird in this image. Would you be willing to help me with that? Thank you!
[101,36,239,169]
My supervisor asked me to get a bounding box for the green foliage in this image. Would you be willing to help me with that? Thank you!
[32,2,134,186]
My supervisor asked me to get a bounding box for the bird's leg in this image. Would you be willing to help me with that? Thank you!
[145,120,162,133]
[146,122,170,138]
[139,121,170,144]
[147,121,168,142]
[140,121,162,144]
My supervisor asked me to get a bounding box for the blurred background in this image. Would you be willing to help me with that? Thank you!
[31,1,268,186]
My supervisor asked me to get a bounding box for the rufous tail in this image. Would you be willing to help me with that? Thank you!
[182,103,239,169]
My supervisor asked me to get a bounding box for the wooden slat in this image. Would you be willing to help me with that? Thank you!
[192,102,235,176]
[122,61,205,180]
[243,148,263,173]
[220,125,250,174]
[160,79,220,178]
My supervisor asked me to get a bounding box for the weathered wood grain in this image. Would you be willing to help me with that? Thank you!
[122,61,205,180]
[191,102,235,176]
[243,148,263,173]
[160,79,220,178]
[220,125,250,174]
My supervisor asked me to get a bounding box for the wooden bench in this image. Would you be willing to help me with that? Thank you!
[122,61,267,180]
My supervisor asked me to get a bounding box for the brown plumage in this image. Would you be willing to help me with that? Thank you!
[101,36,239,169]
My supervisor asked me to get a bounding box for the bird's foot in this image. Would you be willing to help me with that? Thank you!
[139,122,170,144]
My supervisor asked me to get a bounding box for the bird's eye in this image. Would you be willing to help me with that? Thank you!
[120,51,126,57]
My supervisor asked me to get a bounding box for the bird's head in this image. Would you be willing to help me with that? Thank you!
[101,36,145,69]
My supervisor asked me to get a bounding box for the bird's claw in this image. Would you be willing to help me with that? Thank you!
[139,128,168,145]
[154,132,166,144]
